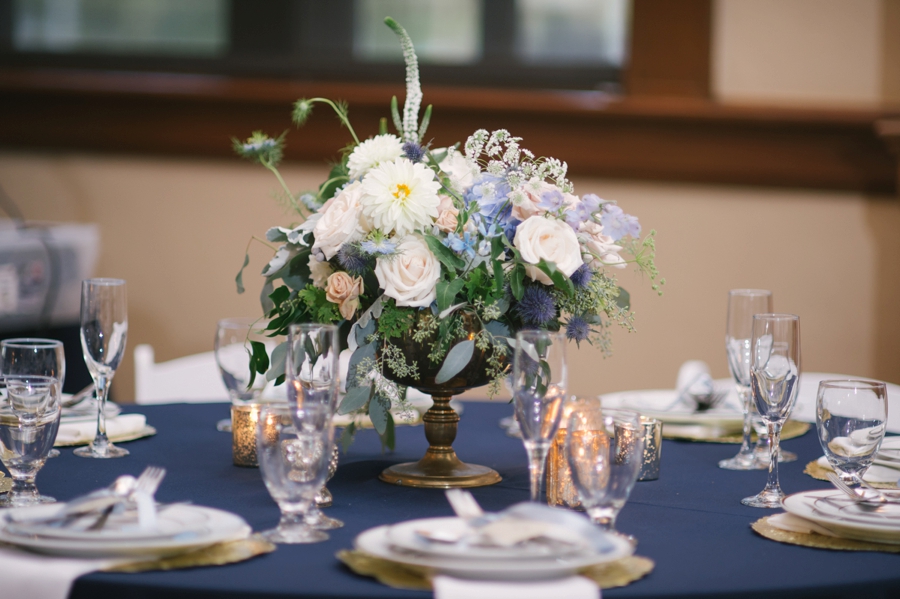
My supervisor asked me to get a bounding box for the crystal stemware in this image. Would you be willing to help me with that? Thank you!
[1,338,65,458]
[214,317,274,432]
[75,278,128,459]
[741,313,800,508]
[0,375,61,506]
[816,379,887,484]
[286,323,343,530]
[512,330,567,502]
[719,289,772,470]
[256,403,335,544]
[565,400,643,538]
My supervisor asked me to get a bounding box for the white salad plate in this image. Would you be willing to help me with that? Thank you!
[385,517,590,561]
[782,489,900,545]
[600,383,743,428]
[0,504,250,557]
[355,518,633,580]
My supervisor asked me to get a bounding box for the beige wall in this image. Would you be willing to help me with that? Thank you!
[3,153,898,403]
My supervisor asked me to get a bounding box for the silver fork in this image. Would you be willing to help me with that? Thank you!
[88,466,166,531]
[826,472,897,508]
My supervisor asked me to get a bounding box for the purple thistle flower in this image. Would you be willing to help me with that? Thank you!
[570,264,593,289]
[402,141,425,163]
[566,315,591,344]
[516,286,556,326]
[337,244,369,275]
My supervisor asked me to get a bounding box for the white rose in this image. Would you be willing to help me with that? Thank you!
[438,147,480,193]
[308,255,333,288]
[513,216,583,285]
[374,235,441,307]
[578,220,626,270]
[312,182,365,260]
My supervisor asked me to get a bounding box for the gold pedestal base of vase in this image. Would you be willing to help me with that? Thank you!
[379,394,501,489]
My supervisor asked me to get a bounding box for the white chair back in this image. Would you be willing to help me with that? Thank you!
[133,344,229,404]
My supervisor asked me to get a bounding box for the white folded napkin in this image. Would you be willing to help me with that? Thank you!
[434,575,599,599]
[767,513,837,537]
[0,546,136,599]
[55,413,147,446]
[676,360,713,398]
[815,456,900,485]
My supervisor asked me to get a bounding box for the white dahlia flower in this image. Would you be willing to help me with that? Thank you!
[360,158,441,237]
[347,134,405,180]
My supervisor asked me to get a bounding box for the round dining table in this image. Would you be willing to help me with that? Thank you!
[35,401,900,599]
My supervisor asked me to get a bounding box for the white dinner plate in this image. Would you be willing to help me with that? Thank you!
[782,489,900,545]
[355,518,633,580]
[0,504,250,557]
[385,517,590,561]
[599,382,743,428]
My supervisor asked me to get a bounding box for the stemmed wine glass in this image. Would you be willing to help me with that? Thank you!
[256,402,335,543]
[741,313,800,508]
[75,278,128,458]
[0,375,61,506]
[286,323,342,530]
[565,399,644,538]
[1,338,65,458]
[214,317,274,432]
[512,330,567,502]
[719,289,772,470]
[816,380,888,484]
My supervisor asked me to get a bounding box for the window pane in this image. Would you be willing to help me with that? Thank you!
[516,0,630,66]
[353,0,482,64]
[13,0,228,56]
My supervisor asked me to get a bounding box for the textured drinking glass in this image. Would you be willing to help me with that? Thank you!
[741,314,800,508]
[286,323,342,530]
[512,330,567,502]
[75,278,128,459]
[817,380,888,484]
[257,403,335,544]
[565,400,643,536]
[1,338,65,459]
[0,375,61,506]
[719,289,772,471]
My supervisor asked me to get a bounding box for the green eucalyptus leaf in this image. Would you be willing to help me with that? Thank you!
[355,318,376,347]
[265,340,289,382]
[616,287,631,310]
[381,411,396,451]
[369,395,389,435]
[435,339,474,384]
[485,320,510,338]
[339,385,372,415]
[282,251,311,291]
[260,277,275,314]
[340,421,357,453]
[347,341,376,389]
[235,252,250,294]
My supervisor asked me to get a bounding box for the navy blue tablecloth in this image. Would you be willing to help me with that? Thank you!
[33,402,899,599]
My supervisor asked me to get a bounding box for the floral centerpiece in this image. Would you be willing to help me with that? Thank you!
[234,18,661,451]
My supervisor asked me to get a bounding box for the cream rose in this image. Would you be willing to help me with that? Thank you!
[374,235,441,307]
[578,220,626,269]
[511,180,555,221]
[434,194,459,233]
[325,272,364,320]
[513,216,584,285]
[312,182,365,260]
[308,255,333,289]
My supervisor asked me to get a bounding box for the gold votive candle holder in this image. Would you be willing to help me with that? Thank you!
[546,399,582,509]
[637,415,662,481]
[232,402,282,467]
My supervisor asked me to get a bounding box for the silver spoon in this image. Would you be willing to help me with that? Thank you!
[61,384,95,408]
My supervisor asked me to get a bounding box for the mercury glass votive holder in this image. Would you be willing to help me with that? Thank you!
[637,416,662,481]
[546,399,582,509]
[232,402,281,467]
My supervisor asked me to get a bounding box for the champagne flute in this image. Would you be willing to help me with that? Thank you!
[719,289,772,470]
[1,338,65,458]
[0,375,61,506]
[286,323,342,530]
[75,278,128,459]
[512,330,567,502]
[741,314,800,507]
[257,402,335,544]
[214,317,274,432]
[816,380,887,484]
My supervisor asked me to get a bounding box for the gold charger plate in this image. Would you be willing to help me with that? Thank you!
[803,460,899,489]
[337,549,654,591]
[54,425,157,447]
[752,516,900,553]
[104,535,275,572]
[663,420,809,443]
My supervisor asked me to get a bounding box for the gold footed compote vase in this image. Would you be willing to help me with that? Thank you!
[379,317,502,488]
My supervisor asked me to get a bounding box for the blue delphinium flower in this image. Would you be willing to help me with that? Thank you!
[601,204,641,241]
[566,315,591,344]
[337,244,369,275]
[570,264,593,289]
[402,141,425,163]
[516,286,556,326]
[465,173,512,236]
[538,188,565,212]
[444,232,476,259]
[564,193,602,229]
[360,238,398,255]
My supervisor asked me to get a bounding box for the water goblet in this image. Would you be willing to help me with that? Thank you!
[0,375,61,506]
[256,403,335,544]
[565,400,643,538]
[719,289,772,470]
[816,380,887,485]
[741,313,800,508]
[1,338,65,458]
[75,278,128,459]
[286,323,342,530]
[214,317,275,432]
[512,330,567,502]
